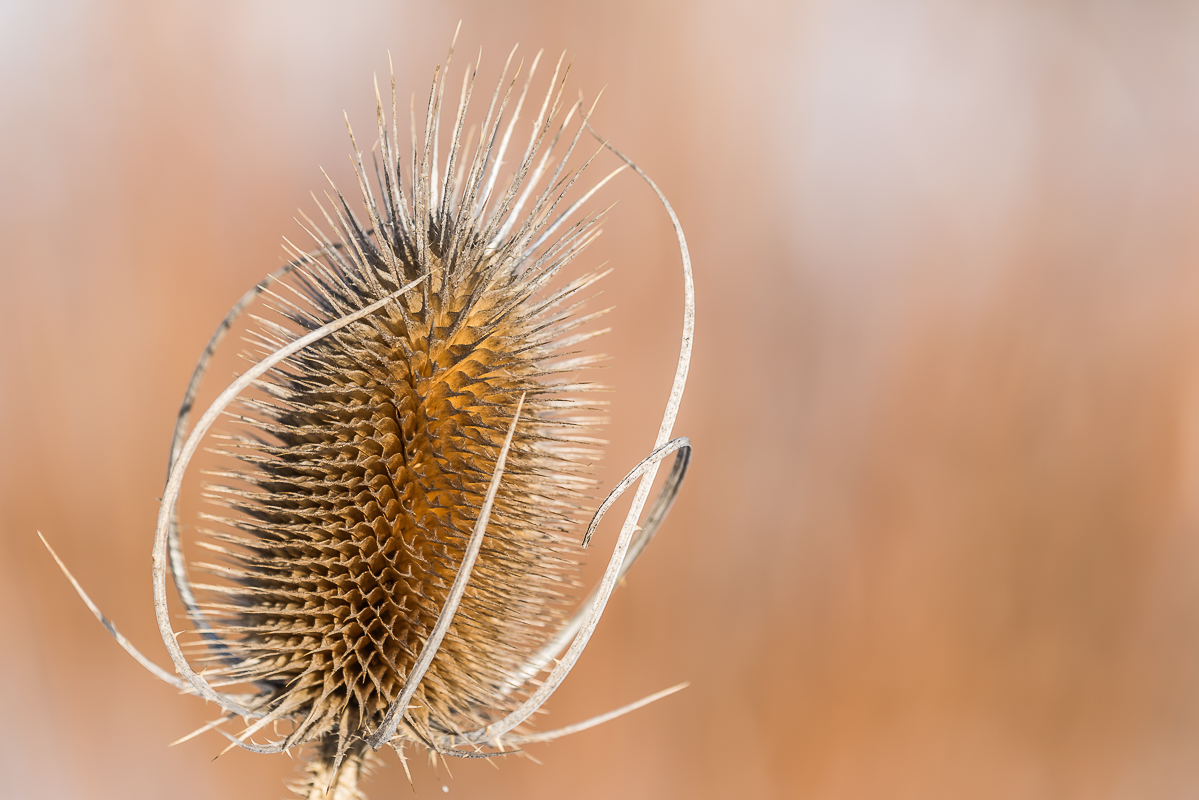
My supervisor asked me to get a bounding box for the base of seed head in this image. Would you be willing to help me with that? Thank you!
[43,33,694,800]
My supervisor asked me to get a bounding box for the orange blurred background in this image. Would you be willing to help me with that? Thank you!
[6,1,1199,798]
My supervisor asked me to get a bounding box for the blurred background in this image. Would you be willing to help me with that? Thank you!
[5,1,1199,798]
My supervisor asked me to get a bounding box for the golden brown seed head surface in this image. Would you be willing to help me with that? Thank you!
[203,248,606,749]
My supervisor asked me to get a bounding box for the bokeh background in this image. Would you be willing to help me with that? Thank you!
[6,1,1199,798]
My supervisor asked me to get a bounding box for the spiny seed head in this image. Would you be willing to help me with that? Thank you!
[194,48,609,780]
[45,35,693,800]
[202,133,605,743]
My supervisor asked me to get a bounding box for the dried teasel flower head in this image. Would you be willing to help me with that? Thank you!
[43,32,694,799]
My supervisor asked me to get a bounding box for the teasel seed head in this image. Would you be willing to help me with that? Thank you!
[43,32,695,800]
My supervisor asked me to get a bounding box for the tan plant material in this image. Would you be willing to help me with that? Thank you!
[42,31,693,799]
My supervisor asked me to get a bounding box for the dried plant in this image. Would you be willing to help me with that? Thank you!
[43,32,693,799]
